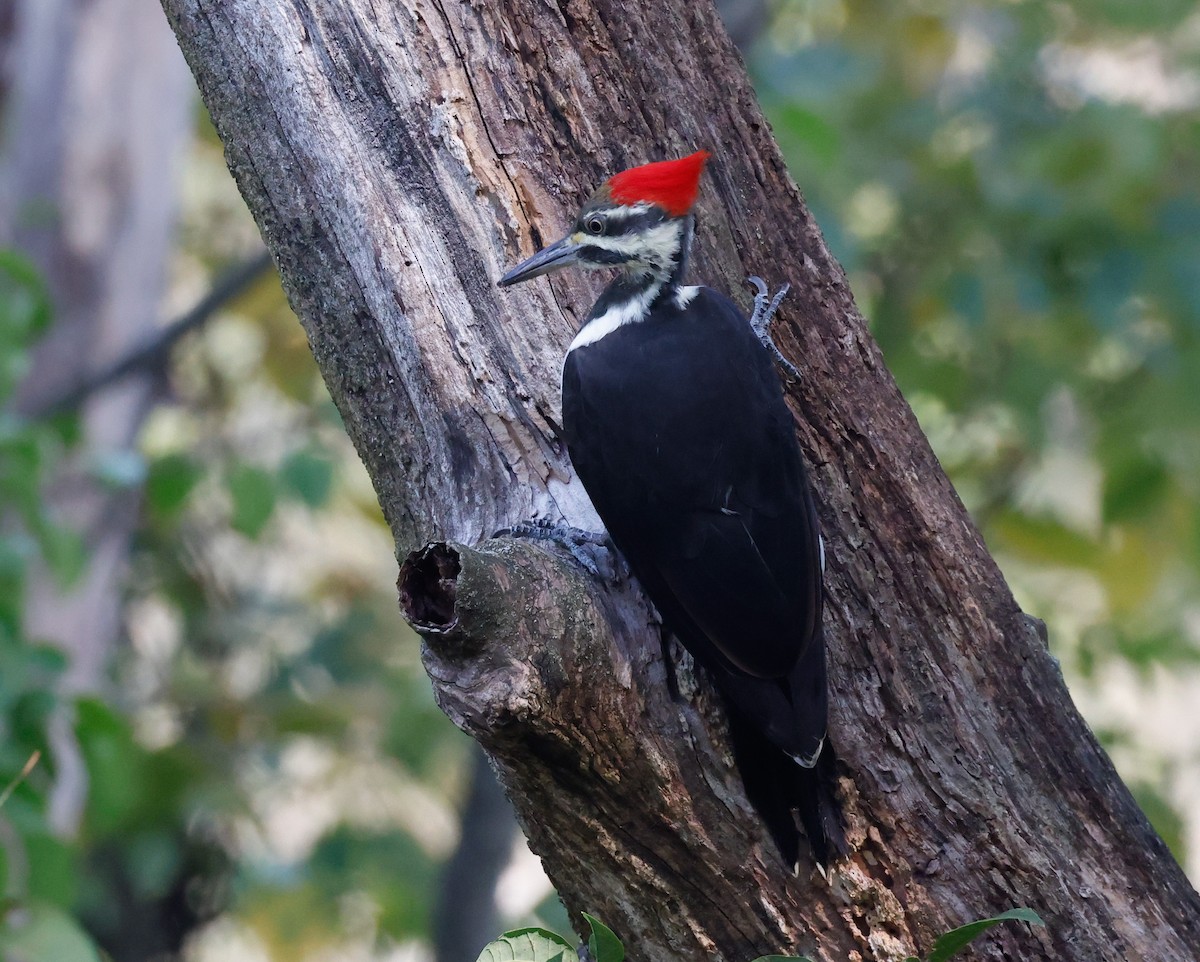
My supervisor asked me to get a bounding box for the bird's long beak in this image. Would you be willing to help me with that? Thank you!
[498,234,583,287]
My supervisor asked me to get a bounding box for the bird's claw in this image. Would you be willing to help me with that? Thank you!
[747,276,801,381]
[496,518,618,581]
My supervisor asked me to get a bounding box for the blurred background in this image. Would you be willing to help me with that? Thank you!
[1,0,1198,959]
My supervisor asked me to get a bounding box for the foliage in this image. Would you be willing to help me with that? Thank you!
[95,256,472,958]
[583,913,624,962]
[2,223,477,961]
[754,0,1200,868]
[475,909,1045,962]
[918,907,1045,962]
[474,915,622,962]
[478,927,579,962]
[0,250,102,959]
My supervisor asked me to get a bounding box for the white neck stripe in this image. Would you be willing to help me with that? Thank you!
[568,282,662,352]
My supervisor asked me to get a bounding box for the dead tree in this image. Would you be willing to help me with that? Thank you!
[158,1,1200,959]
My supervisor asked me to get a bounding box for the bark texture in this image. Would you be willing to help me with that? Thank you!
[159,1,1200,960]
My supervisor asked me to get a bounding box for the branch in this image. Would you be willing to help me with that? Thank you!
[401,539,851,958]
[27,249,273,418]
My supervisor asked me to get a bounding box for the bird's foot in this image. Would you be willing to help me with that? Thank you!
[747,276,801,381]
[496,518,617,580]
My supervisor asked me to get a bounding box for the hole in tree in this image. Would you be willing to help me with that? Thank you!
[398,543,462,629]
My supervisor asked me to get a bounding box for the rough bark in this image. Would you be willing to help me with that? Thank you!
[158,1,1200,960]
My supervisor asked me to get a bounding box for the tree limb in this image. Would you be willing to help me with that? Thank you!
[26,249,273,419]
[402,538,843,959]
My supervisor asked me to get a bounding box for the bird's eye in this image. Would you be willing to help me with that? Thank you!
[586,215,605,235]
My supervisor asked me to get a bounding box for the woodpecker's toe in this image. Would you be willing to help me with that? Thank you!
[746,276,800,380]
[499,519,617,580]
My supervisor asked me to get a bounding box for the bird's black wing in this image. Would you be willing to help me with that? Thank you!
[562,287,822,681]
[562,286,838,865]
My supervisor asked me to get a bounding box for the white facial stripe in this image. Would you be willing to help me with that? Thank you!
[675,285,699,308]
[582,234,639,254]
[568,282,662,352]
[601,202,653,223]
[580,221,683,266]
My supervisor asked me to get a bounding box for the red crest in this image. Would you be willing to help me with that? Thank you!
[607,150,710,217]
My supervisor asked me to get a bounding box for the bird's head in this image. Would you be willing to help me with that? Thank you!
[499,150,710,288]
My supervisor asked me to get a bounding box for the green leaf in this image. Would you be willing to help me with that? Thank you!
[0,248,52,338]
[146,453,202,516]
[227,463,277,537]
[23,832,77,906]
[0,250,53,402]
[1101,455,1168,523]
[24,645,68,677]
[75,698,141,834]
[927,908,1045,962]
[280,449,334,507]
[32,519,86,588]
[497,928,574,944]
[0,901,102,962]
[990,511,1100,569]
[477,928,579,962]
[582,913,624,962]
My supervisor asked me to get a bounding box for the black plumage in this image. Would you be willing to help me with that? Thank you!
[563,287,836,868]
[498,152,841,869]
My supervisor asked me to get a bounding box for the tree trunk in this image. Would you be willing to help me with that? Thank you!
[157,1,1200,959]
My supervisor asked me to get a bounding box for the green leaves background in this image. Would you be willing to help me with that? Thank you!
[754,0,1200,867]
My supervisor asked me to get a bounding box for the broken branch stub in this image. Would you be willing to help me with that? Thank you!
[397,537,837,958]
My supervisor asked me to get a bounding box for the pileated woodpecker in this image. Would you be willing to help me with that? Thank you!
[499,151,839,871]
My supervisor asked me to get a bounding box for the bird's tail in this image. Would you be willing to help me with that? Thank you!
[725,704,845,873]
[794,738,846,872]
